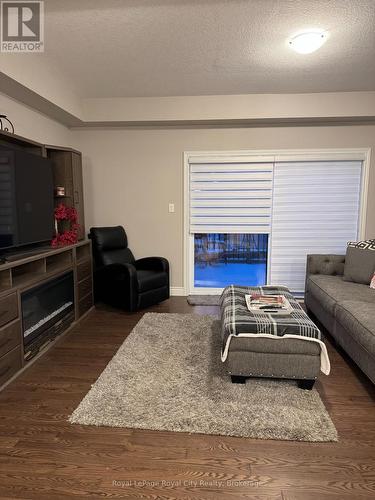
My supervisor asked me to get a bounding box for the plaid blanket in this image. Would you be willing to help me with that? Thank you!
[220,285,330,374]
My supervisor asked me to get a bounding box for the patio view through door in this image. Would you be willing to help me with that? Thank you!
[194,233,268,288]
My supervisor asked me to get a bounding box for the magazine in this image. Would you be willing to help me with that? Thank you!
[245,293,293,316]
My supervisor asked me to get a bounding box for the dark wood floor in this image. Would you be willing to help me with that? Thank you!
[0,298,375,499]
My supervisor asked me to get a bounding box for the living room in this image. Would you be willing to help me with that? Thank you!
[0,1,374,498]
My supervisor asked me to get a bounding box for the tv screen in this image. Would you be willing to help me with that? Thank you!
[0,145,54,251]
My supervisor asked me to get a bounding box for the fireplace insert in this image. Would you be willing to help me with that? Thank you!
[22,271,74,360]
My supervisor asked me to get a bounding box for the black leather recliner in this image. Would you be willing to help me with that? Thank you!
[89,226,170,312]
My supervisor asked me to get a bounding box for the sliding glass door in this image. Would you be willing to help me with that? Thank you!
[186,152,365,296]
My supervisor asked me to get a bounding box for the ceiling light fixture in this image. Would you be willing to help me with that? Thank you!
[289,31,328,54]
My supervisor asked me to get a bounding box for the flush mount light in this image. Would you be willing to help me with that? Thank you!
[289,31,328,54]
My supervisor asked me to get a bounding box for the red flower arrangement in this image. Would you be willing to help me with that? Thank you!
[51,203,80,248]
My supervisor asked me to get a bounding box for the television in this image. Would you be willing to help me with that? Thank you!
[0,144,54,252]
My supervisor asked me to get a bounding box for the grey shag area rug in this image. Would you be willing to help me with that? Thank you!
[187,295,220,306]
[69,313,337,442]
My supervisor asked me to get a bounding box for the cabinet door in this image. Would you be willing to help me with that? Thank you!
[72,153,85,240]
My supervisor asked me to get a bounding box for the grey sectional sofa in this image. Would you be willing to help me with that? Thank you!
[305,254,375,384]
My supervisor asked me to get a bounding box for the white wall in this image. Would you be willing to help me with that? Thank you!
[0,55,83,120]
[73,124,375,289]
[82,92,375,123]
[2,92,374,290]
[0,92,72,146]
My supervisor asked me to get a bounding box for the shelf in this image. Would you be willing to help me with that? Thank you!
[0,130,44,156]
[47,147,85,240]
[0,269,12,294]
[0,243,91,293]
[12,260,46,288]
[76,243,91,263]
[46,251,73,274]
[46,144,82,155]
[10,256,73,290]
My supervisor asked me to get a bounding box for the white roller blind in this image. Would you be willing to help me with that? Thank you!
[269,161,362,295]
[189,162,274,233]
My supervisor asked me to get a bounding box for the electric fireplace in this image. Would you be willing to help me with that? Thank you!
[22,271,75,360]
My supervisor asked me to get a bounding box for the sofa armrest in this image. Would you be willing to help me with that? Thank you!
[306,254,346,277]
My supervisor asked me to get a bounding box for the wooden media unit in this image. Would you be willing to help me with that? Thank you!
[0,241,93,390]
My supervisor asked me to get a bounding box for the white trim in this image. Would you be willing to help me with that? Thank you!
[188,233,194,293]
[170,287,186,296]
[185,148,370,163]
[188,287,223,296]
[183,148,371,294]
[267,163,276,285]
[188,154,275,164]
[359,148,371,239]
[183,152,190,297]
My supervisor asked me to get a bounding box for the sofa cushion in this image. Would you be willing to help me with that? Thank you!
[343,240,375,285]
[307,275,375,315]
[336,300,375,358]
[307,254,345,276]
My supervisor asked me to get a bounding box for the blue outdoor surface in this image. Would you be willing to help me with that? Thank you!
[194,262,267,288]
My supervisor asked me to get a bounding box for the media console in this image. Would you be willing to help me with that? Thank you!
[0,241,93,390]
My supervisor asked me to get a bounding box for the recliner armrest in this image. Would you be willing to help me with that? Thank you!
[135,257,169,273]
[306,254,346,277]
[94,262,139,311]
[95,262,138,282]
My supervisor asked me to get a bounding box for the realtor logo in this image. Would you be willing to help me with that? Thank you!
[1,1,44,52]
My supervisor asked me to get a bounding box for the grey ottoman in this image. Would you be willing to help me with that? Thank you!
[221,285,327,389]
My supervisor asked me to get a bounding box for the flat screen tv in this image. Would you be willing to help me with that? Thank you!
[0,144,54,252]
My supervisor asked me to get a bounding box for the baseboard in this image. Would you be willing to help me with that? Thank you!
[170,287,186,296]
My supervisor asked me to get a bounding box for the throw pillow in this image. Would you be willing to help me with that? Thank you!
[343,239,375,285]
[371,273,375,289]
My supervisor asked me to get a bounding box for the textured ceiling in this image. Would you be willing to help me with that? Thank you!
[41,0,375,97]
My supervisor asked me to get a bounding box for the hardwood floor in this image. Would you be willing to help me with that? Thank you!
[0,297,374,499]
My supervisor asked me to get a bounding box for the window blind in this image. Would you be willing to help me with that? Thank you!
[269,161,362,295]
[189,162,274,234]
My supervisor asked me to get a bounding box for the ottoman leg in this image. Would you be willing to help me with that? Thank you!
[298,379,315,390]
[231,375,247,384]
